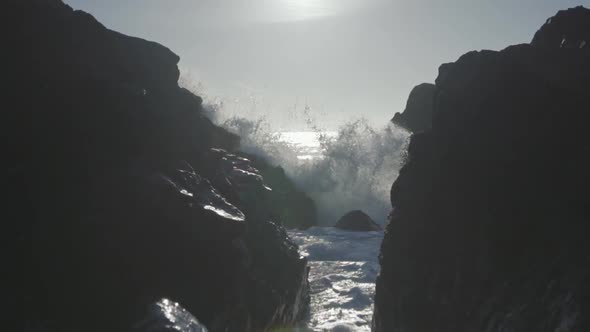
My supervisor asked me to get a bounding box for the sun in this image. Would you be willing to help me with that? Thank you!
[278,0,338,22]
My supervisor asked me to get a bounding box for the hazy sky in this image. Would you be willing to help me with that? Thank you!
[65,0,586,129]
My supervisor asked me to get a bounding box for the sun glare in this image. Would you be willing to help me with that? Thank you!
[274,0,360,22]
[282,0,334,20]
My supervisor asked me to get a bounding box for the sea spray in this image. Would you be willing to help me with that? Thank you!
[185,79,410,226]
[211,114,409,226]
[187,80,409,331]
[297,119,409,224]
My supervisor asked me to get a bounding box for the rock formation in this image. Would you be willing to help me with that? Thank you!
[239,152,318,229]
[374,6,590,332]
[335,210,382,232]
[135,299,210,332]
[532,6,590,48]
[10,1,310,331]
[391,83,436,132]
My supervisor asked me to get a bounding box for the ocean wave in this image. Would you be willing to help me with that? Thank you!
[201,98,409,225]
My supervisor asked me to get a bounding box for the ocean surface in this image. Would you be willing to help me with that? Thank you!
[277,131,338,160]
[279,131,385,331]
[288,227,384,331]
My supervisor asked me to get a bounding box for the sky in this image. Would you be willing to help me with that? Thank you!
[65,0,587,130]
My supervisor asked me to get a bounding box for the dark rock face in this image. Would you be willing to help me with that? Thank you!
[532,6,590,49]
[199,149,317,229]
[335,210,381,232]
[11,1,308,331]
[242,153,318,229]
[374,7,590,332]
[391,83,436,132]
[197,149,311,329]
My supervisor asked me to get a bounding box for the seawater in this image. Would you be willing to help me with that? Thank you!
[276,130,396,331]
[274,123,409,225]
[277,131,338,160]
[201,106,409,331]
[288,227,384,331]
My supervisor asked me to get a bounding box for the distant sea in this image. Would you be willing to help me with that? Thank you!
[277,131,338,160]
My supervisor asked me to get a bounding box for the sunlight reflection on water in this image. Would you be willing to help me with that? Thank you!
[277,131,337,160]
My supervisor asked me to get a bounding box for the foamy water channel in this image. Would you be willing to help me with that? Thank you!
[288,227,383,331]
[278,132,383,331]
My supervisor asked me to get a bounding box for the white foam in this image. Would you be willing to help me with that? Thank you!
[216,116,408,226]
[192,87,409,226]
[280,120,409,225]
[289,227,384,331]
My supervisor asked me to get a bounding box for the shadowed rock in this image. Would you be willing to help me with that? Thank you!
[532,6,590,49]
[335,210,381,232]
[374,6,590,332]
[391,83,436,133]
[10,1,309,331]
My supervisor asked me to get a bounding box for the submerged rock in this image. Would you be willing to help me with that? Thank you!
[11,1,309,331]
[391,83,436,133]
[335,210,381,232]
[374,6,590,332]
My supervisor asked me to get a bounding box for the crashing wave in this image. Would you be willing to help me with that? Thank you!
[199,97,409,226]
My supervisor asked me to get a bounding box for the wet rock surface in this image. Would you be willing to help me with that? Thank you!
[10,1,309,331]
[241,152,318,230]
[200,149,317,230]
[374,6,590,332]
[335,210,382,232]
[135,299,210,332]
[200,149,311,329]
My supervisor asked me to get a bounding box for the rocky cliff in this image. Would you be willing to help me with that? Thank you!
[391,83,436,133]
[10,1,309,331]
[374,6,590,332]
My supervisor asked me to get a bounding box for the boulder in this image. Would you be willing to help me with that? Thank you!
[374,6,590,332]
[391,83,436,132]
[335,210,381,231]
